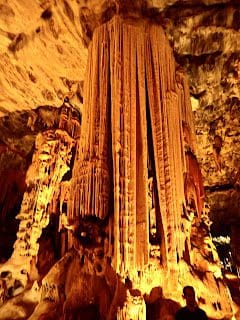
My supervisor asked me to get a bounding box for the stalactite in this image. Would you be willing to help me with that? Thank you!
[68,24,111,222]
[68,17,196,280]
[184,151,204,217]
[176,68,197,153]
[144,24,187,279]
[59,99,81,140]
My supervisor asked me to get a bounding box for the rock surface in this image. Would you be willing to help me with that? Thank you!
[0,0,240,319]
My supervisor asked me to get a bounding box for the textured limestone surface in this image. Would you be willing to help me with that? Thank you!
[0,0,240,319]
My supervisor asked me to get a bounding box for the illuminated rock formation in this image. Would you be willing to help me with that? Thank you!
[63,15,234,319]
[0,5,239,320]
[0,101,80,309]
[69,16,189,279]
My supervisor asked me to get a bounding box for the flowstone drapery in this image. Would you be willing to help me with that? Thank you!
[69,15,199,280]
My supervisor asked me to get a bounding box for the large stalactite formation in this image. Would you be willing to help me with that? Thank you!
[69,16,195,280]
[0,2,240,320]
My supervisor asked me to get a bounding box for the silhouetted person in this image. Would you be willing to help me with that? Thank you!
[175,286,208,320]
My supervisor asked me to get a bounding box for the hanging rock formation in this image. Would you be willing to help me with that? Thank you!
[69,16,190,279]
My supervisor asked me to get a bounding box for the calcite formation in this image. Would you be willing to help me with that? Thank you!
[69,16,193,278]
[0,100,80,306]
[0,11,238,320]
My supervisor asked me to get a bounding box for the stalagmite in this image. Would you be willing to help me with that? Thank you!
[117,291,146,320]
[0,102,80,300]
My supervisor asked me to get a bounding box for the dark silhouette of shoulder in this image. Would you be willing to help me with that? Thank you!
[175,306,208,320]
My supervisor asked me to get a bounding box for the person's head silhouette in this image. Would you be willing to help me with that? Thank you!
[176,286,208,319]
[183,286,197,310]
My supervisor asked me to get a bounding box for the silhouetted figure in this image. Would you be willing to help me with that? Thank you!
[175,286,208,320]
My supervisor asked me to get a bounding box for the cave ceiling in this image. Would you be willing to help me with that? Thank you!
[0,0,240,237]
